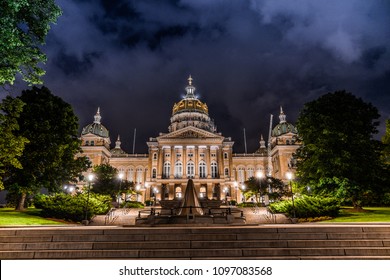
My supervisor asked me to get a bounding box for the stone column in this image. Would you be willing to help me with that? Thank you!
[206,146,211,178]
[194,146,199,179]
[183,146,187,178]
[170,146,174,179]
[157,147,163,179]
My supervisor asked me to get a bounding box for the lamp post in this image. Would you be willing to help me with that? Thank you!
[286,171,295,218]
[83,173,94,225]
[256,171,264,206]
[117,173,124,206]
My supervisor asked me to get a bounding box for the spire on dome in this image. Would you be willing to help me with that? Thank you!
[260,134,266,148]
[94,107,102,124]
[185,75,196,98]
[115,135,121,149]
[279,106,286,123]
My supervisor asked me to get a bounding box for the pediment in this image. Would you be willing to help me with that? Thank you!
[157,126,223,140]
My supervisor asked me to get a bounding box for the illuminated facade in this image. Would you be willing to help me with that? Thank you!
[79,77,300,202]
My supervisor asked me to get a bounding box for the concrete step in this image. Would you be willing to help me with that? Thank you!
[0,225,389,259]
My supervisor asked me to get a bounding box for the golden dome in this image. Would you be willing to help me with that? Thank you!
[172,99,209,115]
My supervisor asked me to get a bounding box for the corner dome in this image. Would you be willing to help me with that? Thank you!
[81,108,109,138]
[271,107,297,137]
[111,135,127,156]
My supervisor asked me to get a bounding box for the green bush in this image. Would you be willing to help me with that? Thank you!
[120,201,144,208]
[237,202,262,208]
[269,195,340,218]
[34,193,112,222]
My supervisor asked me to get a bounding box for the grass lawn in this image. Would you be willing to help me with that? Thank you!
[325,207,390,223]
[0,208,66,226]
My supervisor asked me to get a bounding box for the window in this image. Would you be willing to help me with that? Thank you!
[85,141,89,146]
[127,168,134,182]
[152,168,156,179]
[163,162,170,178]
[199,153,205,157]
[199,161,207,178]
[136,168,143,183]
[175,187,182,199]
[224,152,228,159]
[90,140,95,146]
[188,153,193,157]
[211,153,216,157]
[153,153,157,160]
[224,168,229,176]
[211,162,218,178]
[165,153,170,158]
[238,167,245,183]
[175,161,183,178]
[247,168,254,178]
[187,161,195,178]
[200,186,207,198]
[176,153,181,158]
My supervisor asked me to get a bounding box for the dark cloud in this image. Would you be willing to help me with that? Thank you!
[3,0,389,153]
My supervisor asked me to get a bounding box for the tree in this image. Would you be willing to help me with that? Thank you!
[243,176,286,203]
[5,86,89,210]
[295,90,383,209]
[382,119,390,166]
[91,164,119,198]
[0,0,61,85]
[0,96,29,189]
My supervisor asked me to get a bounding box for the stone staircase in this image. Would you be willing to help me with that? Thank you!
[0,224,390,259]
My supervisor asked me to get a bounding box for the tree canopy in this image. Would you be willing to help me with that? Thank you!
[5,86,89,210]
[0,0,61,85]
[243,176,286,203]
[295,90,384,208]
[0,96,29,189]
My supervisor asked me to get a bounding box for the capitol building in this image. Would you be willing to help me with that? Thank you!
[80,77,299,203]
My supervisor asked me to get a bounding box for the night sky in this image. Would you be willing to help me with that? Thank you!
[4,0,390,153]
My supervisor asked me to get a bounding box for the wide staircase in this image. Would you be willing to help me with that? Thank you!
[0,225,390,259]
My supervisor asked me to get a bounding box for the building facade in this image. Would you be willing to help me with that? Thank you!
[79,77,300,203]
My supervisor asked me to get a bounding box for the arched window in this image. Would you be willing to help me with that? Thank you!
[163,162,170,178]
[238,167,245,183]
[127,168,134,182]
[136,168,143,183]
[153,153,157,160]
[152,168,156,179]
[211,162,218,178]
[199,161,207,178]
[187,161,195,178]
[224,168,229,177]
[247,167,254,178]
[224,152,228,159]
[90,140,95,146]
[174,161,183,178]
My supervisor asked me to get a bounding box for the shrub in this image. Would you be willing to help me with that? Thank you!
[237,202,262,208]
[33,193,111,222]
[120,201,144,208]
[269,195,340,218]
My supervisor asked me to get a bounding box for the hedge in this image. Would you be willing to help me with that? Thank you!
[33,193,112,222]
[269,195,340,218]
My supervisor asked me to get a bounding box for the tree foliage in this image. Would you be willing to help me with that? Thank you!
[295,90,384,208]
[0,0,61,85]
[243,176,286,202]
[5,86,89,210]
[91,163,119,198]
[382,119,390,166]
[0,96,29,189]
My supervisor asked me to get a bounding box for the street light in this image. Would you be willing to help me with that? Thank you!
[286,171,295,218]
[83,173,94,225]
[256,171,264,206]
[118,173,124,206]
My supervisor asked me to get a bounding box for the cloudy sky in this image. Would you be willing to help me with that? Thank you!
[8,0,390,153]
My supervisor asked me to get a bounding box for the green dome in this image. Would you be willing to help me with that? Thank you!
[82,122,109,138]
[272,106,298,137]
[81,108,109,138]
[272,122,297,137]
